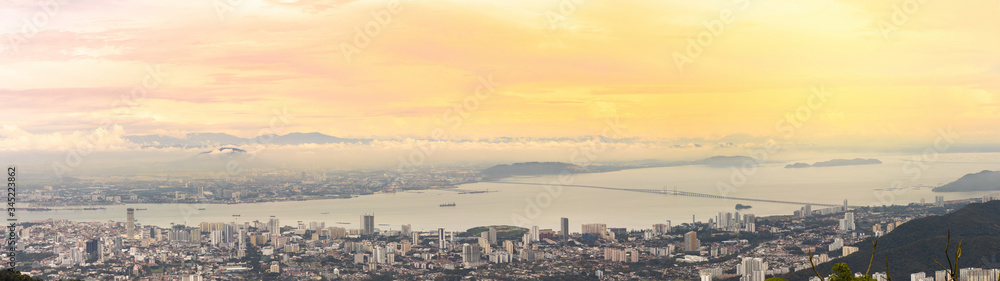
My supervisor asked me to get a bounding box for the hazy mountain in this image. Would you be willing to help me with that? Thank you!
[696,156,760,168]
[186,133,245,146]
[785,158,882,168]
[124,132,372,148]
[123,135,190,148]
[481,162,587,179]
[780,201,1000,280]
[197,147,247,155]
[932,170,1000,192]
[657,156,760,168]
[266,132,371,145]
[785,162,812,168]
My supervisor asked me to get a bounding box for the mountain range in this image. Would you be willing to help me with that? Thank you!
[124,132,371,148]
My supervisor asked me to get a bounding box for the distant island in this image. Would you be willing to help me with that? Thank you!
[784,158,882,168]
[481,156,761,179]
[640,155,761,169]
[932,170,1000,192]
[684,156,760,168]
[735,204,752,210]
[481,162,588,179]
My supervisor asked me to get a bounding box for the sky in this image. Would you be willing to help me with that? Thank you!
[1,0,999,156]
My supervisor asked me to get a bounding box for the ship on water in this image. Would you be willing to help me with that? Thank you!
[440,202,456,207]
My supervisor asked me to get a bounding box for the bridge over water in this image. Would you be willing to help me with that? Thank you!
[492,181,859,208]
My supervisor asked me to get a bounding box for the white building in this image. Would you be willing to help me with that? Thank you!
[738,257,767,281]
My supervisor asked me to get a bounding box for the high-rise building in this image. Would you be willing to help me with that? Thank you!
[654,223,670,234]
[744,214,756,233]
[438,228,447,252]
[361,214,375,236]
[738,257,767,281]
[529,226,539,243]
[488,227,497,245]
[85,238,100,260]
[268,218,280,240]
[126,208,135,240]
[582,223,607,239]
[401,224,411,237]
[560,217,569,240]
[935,196,945,207]
[839,212,856,232]
[190,227,201,244]
[462,243,482,265]
[829,238,844,251]
[684,231,700,252]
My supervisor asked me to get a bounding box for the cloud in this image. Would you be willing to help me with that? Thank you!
[261,0,360,13]
[0,124,136,152]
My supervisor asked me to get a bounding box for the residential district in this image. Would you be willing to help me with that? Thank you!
[6,195,1000,281]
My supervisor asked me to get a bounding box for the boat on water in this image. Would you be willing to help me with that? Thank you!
[377,224,390,226]
[232,214,241,217]
[227,202,239,205]
[198,208,206,210]
[321,212,330,214]
[440,203,456,207]
[135,208,148,211]
[336,222,351,224]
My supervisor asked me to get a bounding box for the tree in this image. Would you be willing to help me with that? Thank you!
[0,269,82,281]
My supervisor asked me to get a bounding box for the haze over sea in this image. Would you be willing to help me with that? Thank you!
[23,153,1000,232]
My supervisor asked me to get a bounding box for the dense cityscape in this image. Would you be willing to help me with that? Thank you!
[7,190,1000,280]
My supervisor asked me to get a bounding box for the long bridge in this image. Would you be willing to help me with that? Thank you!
[492,181,859,208]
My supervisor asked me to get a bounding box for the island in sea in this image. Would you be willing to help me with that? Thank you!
[784,158,882,168]
[480,156,762,180]
[932,170,1000,192]
[480,162,589,179]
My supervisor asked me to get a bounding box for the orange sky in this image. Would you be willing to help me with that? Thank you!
[1,0,999,149]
